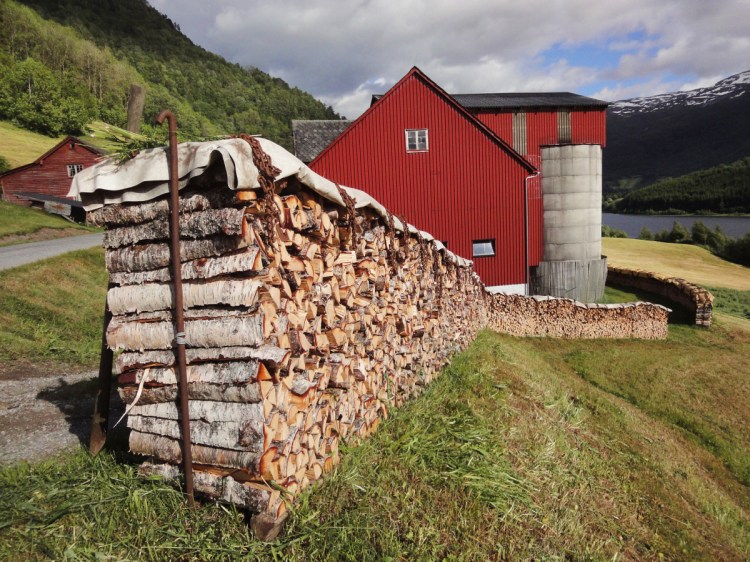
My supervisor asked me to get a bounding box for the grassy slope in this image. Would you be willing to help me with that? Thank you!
[0,236,748,559]
[1,329,748,560]
[0,120,61,167]
[0,247,107,368]
[603,237,750,290]
[0,201,94,243]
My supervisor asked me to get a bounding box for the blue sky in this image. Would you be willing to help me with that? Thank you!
[151,0,750,118]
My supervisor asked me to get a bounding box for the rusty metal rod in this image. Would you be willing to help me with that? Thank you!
[156,110,195,507]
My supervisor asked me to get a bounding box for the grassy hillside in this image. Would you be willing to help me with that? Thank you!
[608,156,750,214]
[0,120,61,167]
[1,236,749,559]
[0,200,95,245]
[0,247,106,369]
[1,326,749,560]
[0,118,136,169]
[2,0,340,146]
[603,237,750,290]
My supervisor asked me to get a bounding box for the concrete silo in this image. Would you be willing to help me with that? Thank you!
[531,144,607,302]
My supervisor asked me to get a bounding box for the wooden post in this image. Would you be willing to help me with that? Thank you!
[89,281,113,455]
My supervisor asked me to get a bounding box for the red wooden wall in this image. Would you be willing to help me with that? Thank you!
[0,138,101,205]
[472,108,606,266]
[312,71,534,288]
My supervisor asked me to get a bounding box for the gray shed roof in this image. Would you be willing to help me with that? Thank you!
[292,120,351,163]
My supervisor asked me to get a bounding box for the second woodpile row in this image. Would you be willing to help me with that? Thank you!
[489,294,671,339]
[606,266,712,327]
[93,176,491,521]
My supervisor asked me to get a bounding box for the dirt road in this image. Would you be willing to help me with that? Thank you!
[0,365,124,465]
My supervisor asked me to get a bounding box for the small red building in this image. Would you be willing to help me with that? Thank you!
[0,136,105,217]
[307,67,608,297]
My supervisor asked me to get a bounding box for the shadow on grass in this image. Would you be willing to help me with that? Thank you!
[36,377,129,452]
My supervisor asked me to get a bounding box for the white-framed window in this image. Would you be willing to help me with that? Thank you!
[67,164,84,177]
[472,239,495,257]
[405,129,428,152]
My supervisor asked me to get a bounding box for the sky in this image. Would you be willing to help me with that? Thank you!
[151,0,750,119]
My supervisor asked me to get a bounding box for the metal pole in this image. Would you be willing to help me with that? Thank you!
[156,110,195,507]
[524,171,540,295]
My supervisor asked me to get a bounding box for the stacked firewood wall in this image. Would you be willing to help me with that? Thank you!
[91,177,492,523]
[606,266,713,327]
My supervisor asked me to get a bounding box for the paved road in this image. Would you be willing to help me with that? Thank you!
[0,233,103,271]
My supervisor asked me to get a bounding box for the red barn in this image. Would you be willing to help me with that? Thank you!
[306,67,608,299]
[0,136,105,218]
[311,67,537,291]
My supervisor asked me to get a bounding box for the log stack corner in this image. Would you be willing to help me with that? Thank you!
[70,137,671,539]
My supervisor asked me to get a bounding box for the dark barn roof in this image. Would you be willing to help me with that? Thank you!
[372,92,608,110]
[451,92,609,110]
[292,120,352,163]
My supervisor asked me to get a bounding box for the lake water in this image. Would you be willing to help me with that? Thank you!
[602,213,750,239]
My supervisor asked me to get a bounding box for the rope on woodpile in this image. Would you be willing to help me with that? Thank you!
[394,214,411,265]
[383,209,399,270]
[432,246,444,301]
[334,183,360,250]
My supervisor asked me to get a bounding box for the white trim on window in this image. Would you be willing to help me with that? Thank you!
[405,129,428,152]
[67,164,84,177]
[472,239,495,257]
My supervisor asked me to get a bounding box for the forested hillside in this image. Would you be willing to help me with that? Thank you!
[608,156,750,215]
[0,0,339,147]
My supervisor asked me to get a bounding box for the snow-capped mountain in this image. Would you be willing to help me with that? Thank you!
[610,70,750,116]
[604,70,750,190]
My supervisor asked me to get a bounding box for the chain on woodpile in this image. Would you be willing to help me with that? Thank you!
[395,214,411,265]
[233,134,282,250]
[334,183,360,250]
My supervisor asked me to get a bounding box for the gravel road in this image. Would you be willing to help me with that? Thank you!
[0,233,103,271]
[0,367,125,465]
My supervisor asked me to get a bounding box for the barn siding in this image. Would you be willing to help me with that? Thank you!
[472,106,606,267]
[312,73,533,288]
[0,138,102,205]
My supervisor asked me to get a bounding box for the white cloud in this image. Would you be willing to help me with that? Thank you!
[153,0,750,116]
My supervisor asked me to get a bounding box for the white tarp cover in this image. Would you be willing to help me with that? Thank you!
[69,137,472,267]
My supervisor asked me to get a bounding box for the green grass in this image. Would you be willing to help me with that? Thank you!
[603,237,750,290]
[0,247,107,368]
[0,120,61,168]
[706,286,750,320]
[0,201,95,244]
[0,118,134,171]
[2,329,749,560]
[1,228,749,559]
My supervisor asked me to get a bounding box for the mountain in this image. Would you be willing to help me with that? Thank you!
[1,0,339,147]
[604,70,750,192]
